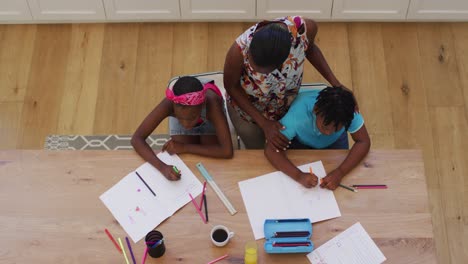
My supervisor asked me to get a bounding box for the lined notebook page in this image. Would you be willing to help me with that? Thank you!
[307,222,386,264]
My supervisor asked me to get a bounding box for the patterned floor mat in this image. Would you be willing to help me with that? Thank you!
[44,134,170,150]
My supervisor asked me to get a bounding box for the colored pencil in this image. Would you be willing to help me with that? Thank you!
[273,242,311,247]
[207,254,229,264]
[353,186,387,189]
[275,219,308,223]
[150,239,164,249]
[118,237,130,264]
[274,231,310,237]
[104,228,122,253]
[203,194,209,222]
[145,240,162,246]
[352,184,387,189]
[199,181,207,209]
[135,171,156,196]
[125,237,136,264]
[339,184,357,193]
[141,247,148,264]
[188,192,207,224]
[172,166,179,174]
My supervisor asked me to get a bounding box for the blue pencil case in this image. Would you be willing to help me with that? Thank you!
[264,218,313,254]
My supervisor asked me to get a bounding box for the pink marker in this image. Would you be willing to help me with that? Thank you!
[188,192,207,224]
[199,181,207,209]
[141,247,148,264]
[207,254,228,264]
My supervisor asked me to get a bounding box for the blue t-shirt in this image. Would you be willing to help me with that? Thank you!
[280,89,364,149]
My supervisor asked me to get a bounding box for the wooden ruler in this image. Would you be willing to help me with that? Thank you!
[196,162,237,215]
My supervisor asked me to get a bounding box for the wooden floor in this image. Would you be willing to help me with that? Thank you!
[0,22,467,263]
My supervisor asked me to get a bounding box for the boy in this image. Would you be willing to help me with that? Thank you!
[264,86,370,189]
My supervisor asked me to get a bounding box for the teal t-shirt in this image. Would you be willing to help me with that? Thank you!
[280,89,364,149]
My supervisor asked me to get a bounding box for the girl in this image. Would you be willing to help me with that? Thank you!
[131,76,233,181]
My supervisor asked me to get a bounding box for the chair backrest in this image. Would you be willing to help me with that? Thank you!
[299,83,328,92]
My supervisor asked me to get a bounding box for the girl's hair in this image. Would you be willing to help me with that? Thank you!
[173,76,203,96]
[315,86,356,131]
[249,23,292,68]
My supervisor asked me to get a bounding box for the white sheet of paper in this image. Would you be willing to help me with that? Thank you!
[100,152,203,242]
[238,161,341,239]
[307,222,386,264]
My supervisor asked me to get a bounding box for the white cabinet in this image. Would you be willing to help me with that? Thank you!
[2,0,468,23]
[0,0,32,21]
[257,0,332,19]
[103,0,180,20]
[27,0,105,20]
[407,0,468,20]
[332,0,410,20]
[180,0,255,20]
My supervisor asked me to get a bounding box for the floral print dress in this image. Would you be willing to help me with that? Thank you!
[227,16,309,123]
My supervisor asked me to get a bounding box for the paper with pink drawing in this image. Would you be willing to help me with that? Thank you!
[100,152,203,242]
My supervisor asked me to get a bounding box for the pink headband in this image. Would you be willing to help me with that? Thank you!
[166,82,222,106]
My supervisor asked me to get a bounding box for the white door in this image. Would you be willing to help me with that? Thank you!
[180,0,255,20]
[27,0,105,20]
[407,0,468,20]
[332,0,410,20]
[257,0,332,20]
[103,0,180,20]
[0,0,32,21]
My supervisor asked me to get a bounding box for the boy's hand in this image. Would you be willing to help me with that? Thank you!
[161,164,181,181]
[320,168,344,190]
[162,139,185,155]
[298,172,318,188]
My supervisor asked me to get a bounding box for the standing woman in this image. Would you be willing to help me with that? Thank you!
[224,16,347,150]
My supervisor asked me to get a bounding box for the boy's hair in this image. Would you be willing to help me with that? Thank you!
[315,86,356,131]
[173,76,203,96]
[249,23,292,68]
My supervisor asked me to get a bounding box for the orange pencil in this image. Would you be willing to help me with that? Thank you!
[310,167,323,184]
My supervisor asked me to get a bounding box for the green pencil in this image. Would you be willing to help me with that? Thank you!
[339,184,358,193]
[172,166,179,174]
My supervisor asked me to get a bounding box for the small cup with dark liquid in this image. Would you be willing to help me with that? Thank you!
[210,225,235,247]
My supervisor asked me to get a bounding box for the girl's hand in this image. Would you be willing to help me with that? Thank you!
[298,172,318,188]
[320,168,344,190]
[261,120,290,150]
[160,164,181,181]
[162,139,185,155]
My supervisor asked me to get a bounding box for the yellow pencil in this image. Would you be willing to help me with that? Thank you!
[118,237,130,264]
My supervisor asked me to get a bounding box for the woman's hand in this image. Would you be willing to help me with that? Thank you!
[261,120,290,150]
[160,164,181,181]
[162,139,185,155]
[320,168,344,190]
